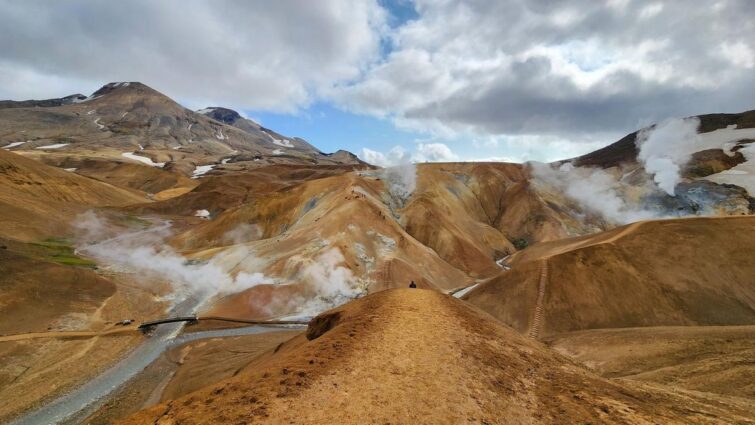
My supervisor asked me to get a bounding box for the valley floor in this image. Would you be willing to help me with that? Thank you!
[545,325,755,400]
[81,330,299,425]
[0,272,167,423]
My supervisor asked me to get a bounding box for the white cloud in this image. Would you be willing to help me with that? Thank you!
[2,0,754,163]
[414,142,458,162]
[0,0,387,112]
[469,156,519,163]
[638,3,664,19]
[360,142,458,165]
[721,41,755,69]
[332,0,755,141]
[360,145,410,167]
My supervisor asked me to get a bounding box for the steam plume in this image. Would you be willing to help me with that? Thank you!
[74,211,366,317]
[74,211,272,300]
[636,117,700,195]
[530,162,658,224]
[293,248,366,316]
[382,163,417,203]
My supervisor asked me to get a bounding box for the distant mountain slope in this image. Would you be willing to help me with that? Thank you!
[0,82,366,177]
[534,109,755,224]
[197,106,323,156]
[402,163,600,276]
[572,109,755,168]
[0,93,86,109]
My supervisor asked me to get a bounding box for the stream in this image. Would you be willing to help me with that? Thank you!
[10,296,303,425]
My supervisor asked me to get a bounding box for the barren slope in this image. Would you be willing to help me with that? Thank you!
[183,171,470,320]
[0,149,146,240]
[0,236,166,422]
[545,325,755,400]
[402,163,595,277]
[123,289,753,424]
[31,154,199,197]
[465,216,755,337]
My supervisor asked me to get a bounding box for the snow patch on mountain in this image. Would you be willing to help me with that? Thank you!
[705,143,755,194]
[2,141,26,149]
[122,152,165,167]
[36,143,69,150]
[266,133,294,148]
[192,164,215,178]
[637,120,755,195]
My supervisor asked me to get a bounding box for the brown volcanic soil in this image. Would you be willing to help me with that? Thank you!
[402,163,601,276]
[0,243,114,335]
[160,331,300,403]
[465,216,755,338]
[30,153,199,196]
[0,149,146,241]
[128,163,363,217]
[83,331,300,425]
[0,230,166,422]
[194,171,470,320]
[123,289,753,424]
[545,325,755,400]
[168,161,607,320]
[0,262,165,423]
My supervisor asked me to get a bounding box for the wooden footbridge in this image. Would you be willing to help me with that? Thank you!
[137,315,309,332]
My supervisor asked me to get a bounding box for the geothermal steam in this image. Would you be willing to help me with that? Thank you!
[636,117,700,195]
[292,248,366,317]
[532,117,755,225]
[74,211,272,299]
[530,162,658,224]
[636,117,755,196]
[74,212,364,316]
[382,163,417,203]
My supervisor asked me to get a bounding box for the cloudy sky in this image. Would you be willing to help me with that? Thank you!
[1,0,753,164]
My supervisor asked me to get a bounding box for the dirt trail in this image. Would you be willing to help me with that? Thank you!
[0,326,138,342]
[601,220,644,244]
[124,289,755,424]
[511,220,647,265]
[528,260,548,339]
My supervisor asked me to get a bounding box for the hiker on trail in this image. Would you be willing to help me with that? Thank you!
[409,281,417,288]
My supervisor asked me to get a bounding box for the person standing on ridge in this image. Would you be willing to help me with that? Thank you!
[409,281,416,288]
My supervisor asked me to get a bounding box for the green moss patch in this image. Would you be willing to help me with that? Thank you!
[31,237,97,269]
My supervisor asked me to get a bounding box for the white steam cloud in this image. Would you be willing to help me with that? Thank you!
[292,248,366,317]
[533,118,755,226]
[530,162,658,224]
[636,117,755,196]
[636,117,700,195]
[74,211,366,318]
[360,145,418,204]
[222,223,263,245]
[382,163,417,203]
[74,211,272,301]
